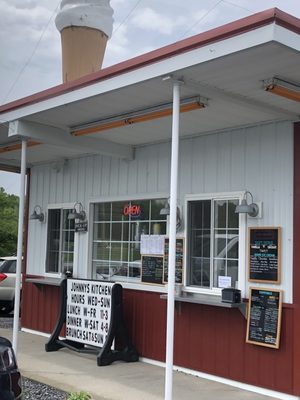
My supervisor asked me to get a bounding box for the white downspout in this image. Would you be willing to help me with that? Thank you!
[12,140,27,354]
[164,80,181,400]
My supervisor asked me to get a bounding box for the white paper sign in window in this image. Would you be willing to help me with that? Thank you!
[218,275,232,288]
[141,234,165,255]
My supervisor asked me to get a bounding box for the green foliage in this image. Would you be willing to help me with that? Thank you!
[67,392,92,400]
[0,187,19,257]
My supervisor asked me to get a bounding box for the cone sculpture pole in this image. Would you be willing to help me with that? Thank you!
[55,0,114,82]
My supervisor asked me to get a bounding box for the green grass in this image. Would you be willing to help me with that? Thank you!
[67,391,92,400]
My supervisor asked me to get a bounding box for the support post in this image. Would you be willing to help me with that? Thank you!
[13,140,27,354]
[164,80,181,400]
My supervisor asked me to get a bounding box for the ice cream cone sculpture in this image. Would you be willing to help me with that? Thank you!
[55,0,114,82]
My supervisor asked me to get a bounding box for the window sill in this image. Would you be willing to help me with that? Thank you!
[160,292,247,318]
[26,277,63,288]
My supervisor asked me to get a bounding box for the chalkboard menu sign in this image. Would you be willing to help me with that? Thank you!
[249,227,281,283]
[246,288,282,349]
[163,237,184,284]
[75,221,88,233]
[141,255,164,285]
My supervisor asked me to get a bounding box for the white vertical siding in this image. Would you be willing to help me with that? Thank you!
[178,139,193,198]
[217,131,233,191]
[230,128,245,190]
[157,142,171,193]
[26,121,294,301]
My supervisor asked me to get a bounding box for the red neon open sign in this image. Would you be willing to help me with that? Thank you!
[123,204,141,218]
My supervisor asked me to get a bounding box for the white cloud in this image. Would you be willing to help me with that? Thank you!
[111,0,127,7]
[0,0,299,104]
[104,24,131,64]
[10,0,37,9]
[0,172,20,196]
[131,7,186,35]
[0,0,61,103]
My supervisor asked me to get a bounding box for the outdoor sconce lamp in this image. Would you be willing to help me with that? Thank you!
[68,202,86,221]
[160,199,182,231]
[30,205,44,222]
[235,191,259,218]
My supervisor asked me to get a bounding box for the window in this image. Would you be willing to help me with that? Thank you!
[92,198,167,281]
[0,260,16,274]
[46,209,75,274]
[187,197,239,290]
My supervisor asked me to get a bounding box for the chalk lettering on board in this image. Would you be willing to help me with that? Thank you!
[141,255,164,285]
[249,227,281,283]
[246,288,282,349]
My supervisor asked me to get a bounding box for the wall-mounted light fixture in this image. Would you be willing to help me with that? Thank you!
[30,205,44,222]
[235,191,259,218]
[263,77,300,103]
[68,202,86,221]
[160,198,182,231]
[71,96,206,137]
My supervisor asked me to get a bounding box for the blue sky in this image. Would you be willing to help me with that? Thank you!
[0,0,299,194]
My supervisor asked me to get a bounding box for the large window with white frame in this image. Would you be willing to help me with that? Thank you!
[91,198,167,282]
[46,208,75,274]
[186,196,240,290]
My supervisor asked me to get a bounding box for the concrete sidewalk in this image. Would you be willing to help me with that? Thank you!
[1,328,281,400]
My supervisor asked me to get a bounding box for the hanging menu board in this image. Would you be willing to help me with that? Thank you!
[163,237,184,284]
[246,288,282,349]
[249,227,281,283]
[141,255,164,285]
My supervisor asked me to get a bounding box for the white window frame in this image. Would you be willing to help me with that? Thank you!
[184,191,246,297]
[45,203,79,277]
[88,193,169,290]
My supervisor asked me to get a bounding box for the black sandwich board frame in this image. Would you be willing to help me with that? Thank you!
[246,287,282,349]
[248,227,281,284]
[45,278,139,366]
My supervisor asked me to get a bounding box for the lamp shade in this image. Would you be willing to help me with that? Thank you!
[68,210,86,220]
[235,199,252,214]
[235,198,259,218]
[67,210,77,220]
[160,204,170,216]
[159,199,183,231]
[30,206,44,222]
[68,202,86,220]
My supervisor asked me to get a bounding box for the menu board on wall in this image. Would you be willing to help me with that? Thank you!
[163,237,184,284]
[246,288,282,349]
[249,227,281,283]
[141,255,164,285]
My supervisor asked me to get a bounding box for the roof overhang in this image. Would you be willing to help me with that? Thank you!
[0,8,299,168]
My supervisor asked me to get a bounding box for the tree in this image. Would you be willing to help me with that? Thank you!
[0,187,19,257]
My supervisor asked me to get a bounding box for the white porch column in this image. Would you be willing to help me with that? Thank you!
[164,80,181,400]
[12,140,27,354]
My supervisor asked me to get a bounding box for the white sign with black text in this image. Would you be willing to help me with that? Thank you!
[66,279,113,348]
[140,234,165,255]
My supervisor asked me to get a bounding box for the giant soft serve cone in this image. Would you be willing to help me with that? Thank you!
[55,0,114,82]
